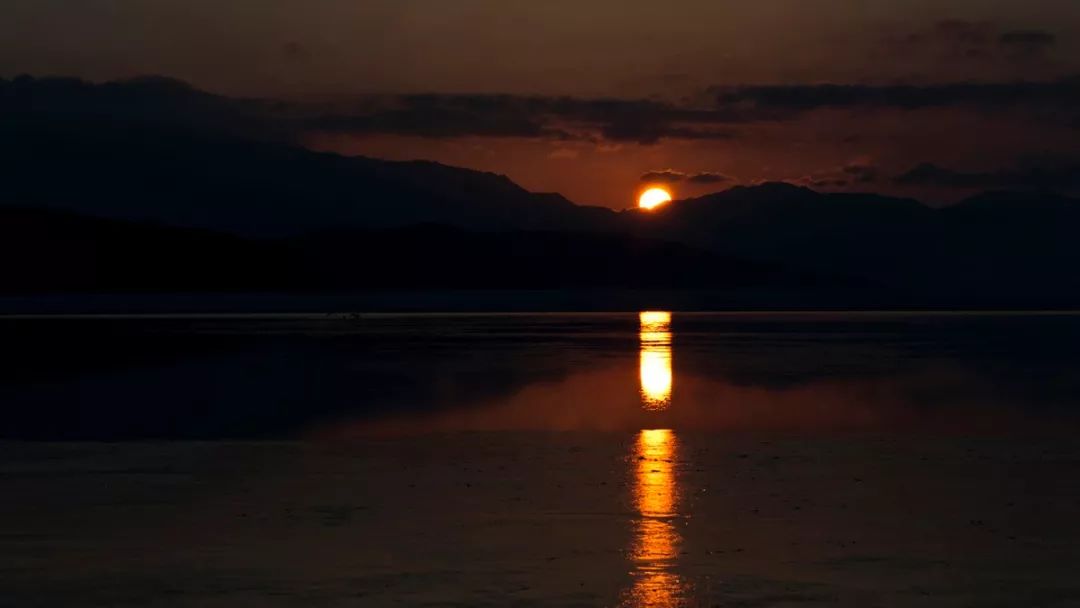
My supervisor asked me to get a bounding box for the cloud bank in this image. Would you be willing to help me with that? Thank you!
[640,170,732,185]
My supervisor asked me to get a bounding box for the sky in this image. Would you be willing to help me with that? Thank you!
[4,0,1080,208]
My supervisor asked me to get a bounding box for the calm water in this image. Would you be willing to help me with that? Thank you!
[4,312,1080,606]
[4,311,1080,439]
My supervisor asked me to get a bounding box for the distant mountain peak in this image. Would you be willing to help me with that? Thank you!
[737,181,817,195]
[673,181,821,209]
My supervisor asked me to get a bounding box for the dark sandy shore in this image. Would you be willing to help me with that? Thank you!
[3,434,1079,607]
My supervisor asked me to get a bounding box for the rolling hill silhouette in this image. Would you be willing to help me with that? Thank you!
[2,76,616,235]
[2,120,615,237]
[4,75,1080,305]
[629,184,1080,300]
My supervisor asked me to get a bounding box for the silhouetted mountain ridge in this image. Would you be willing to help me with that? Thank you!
[630,184,1080,299]
[6,74,1080,303]
[1,119,616,236]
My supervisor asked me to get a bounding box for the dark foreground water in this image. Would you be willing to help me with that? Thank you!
[3,312,1080,606]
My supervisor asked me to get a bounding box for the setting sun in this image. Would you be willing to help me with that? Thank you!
[638,188,672,210]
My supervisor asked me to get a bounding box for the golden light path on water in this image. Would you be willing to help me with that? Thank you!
[624,312,684,607]
[625,429,684,607]
[639,312,673,411]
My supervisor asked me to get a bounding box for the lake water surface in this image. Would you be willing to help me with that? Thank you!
[3,312,1080,606]
[5,311,1080,439]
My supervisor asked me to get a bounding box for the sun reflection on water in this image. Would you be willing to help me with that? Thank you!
[639,312,673,411]
[625,428,684,607]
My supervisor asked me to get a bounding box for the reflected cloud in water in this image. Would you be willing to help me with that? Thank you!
[639,312,673,411]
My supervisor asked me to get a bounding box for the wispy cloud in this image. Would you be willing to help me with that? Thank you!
[640,170,733,185]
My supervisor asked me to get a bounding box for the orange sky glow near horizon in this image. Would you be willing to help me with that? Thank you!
[6,0,1080,208]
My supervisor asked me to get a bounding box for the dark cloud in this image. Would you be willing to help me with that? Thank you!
[794,161,880,190]
[7,74,1078,154]
[640,170,689,184]
[936,19,996,48]
[640,170,732,185]
[306,95,748,144]
[886,20,1057,64]
[712,77,1080,111]
[928,19,993,49]
[687,172,732,184]
[1,76,754,145]
[304,95,569,140]
[999,30,1057,60]
[885,19,994,61]
[895,162,1080,191]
